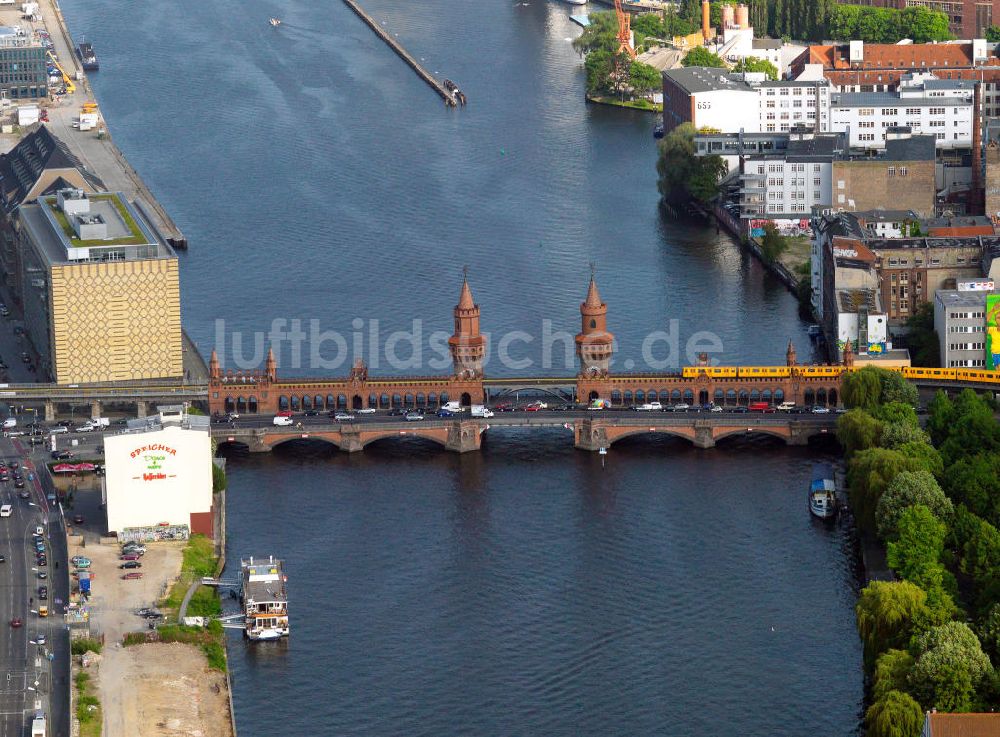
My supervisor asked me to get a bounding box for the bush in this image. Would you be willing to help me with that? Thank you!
[71,638,103,655]
[212,463,227,493]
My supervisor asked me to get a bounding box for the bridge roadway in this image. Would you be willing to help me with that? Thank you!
[212,410,840,453]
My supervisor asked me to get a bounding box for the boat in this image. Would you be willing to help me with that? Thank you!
[809,463,838,519]
[561,0,587,5]
[268,17,282,27]
[76,40,98,72]
[653,123,664,140]
[240,556,289,641]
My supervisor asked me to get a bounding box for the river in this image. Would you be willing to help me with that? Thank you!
[58,0,863,733]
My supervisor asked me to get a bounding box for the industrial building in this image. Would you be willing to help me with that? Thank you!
[0,26,48,100]
[103,406,214,538]
[16,187,182,384]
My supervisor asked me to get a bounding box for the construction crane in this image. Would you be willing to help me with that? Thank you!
[614,0,636,59]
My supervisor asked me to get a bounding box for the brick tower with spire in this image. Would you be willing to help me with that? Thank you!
[449,271,486,380]
[575,273,614,378]
[786,339,797,367]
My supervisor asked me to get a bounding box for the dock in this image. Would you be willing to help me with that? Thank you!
[340,0,464,107]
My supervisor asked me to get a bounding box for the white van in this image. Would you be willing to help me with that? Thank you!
[2,417,15,429]
[0,504,11,517]
[273,416,294,426]
[441,401,464,413]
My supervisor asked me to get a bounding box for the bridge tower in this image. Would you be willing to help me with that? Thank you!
[575,274,614,378]
[266,346,277,382]
[209,349,219,379]
[786,339,797,367]
[448,273,486,380]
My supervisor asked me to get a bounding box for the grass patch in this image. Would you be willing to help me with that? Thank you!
[74,668,102,737]
[71,638,103,655]
[124,624,227,672]
[44,194,147,247]
[161,534,217,612]
[587,95,663,112]
[186,585,222,618]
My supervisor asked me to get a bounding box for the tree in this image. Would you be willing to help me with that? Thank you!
[873,649,916,702]
[939,389,1000,467]
[988,25,1000,43]
[910,621,993,711]
[887,507,956,622]
[925,391,954,447]
[944,454,1000,526]
[898,6,952,43]
[731,56,779,80]
[584,49,614,96]
[878,369,919,407]
[904,303,940,368]
[856,580,930,668]
[656,123,727,206]
[682,47,726,68]
[629,61,661,98]
[874,401,919,428]
[876,472,952,541]
[842,367,883,411]
[977,603,1000,662]
[882,422,930,450]
[848,447,923,534]
[837,408,883,457]
[572,11,618,55]
[759,223,788,262]
[865,690,923,737]
[896,441,944,479]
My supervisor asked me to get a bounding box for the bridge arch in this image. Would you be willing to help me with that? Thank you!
[605,427,698,447]
[713,427,792,444]
[267,435,342,452]
[360,430,449,450]
[352,395,363,410]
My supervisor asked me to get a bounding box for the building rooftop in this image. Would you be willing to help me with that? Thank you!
[123,411,209,435]
[242,557,287,605]
[0,125,104,213]
[935,289,997,308]
[795,41,993,71]
[662,66,751,94]
[752,38,782,50]
[838,287,881,313]
[924,711,1000,737]
[862,135,936,161]
[865,235,998,250]
[20,190,174,265]
[830,91,972,107]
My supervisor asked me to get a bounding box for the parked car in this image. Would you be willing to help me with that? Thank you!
[72,514,84,524]
[35,633,45,645]
[122,572,143,580]
[119,561,142,569]
[302,410,320,417]
[36,571,45,579]
[37,586,46,600]
[71,556,91,568]
[120,553,140,561]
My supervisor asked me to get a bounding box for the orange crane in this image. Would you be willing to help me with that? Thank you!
[615,0,636,58]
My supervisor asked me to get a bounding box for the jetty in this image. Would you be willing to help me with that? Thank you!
[340,0,464,107]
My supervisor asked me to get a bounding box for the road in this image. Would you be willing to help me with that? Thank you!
[0,435,69,737]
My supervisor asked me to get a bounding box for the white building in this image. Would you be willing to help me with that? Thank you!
[934,285,996,368]
[829,77,974,150]
[103,406,214,539]
[739,133,843,219]
[662,67,831,135]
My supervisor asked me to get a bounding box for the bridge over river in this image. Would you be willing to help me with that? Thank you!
[212,412,840,453]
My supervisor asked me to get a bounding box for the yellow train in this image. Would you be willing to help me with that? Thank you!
[682,364,1000,386]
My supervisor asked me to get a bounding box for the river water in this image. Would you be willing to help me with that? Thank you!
[59,0,863,733]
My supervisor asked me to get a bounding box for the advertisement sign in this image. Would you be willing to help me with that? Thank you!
[988,295,1000,370]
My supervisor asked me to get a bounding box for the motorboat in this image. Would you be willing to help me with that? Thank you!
[809,463,838,519]
[269,17,282,27]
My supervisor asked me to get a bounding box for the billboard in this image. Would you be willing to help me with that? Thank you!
[988,295,1000,370]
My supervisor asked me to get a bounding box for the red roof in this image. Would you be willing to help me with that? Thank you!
[799,41,988,71]
[926,712,1000,737]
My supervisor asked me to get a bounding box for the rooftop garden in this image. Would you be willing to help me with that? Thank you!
[45,193,148,247]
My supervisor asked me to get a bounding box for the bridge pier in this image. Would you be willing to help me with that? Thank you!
[573,419,607,452]
[44,401,54,422]
[693,424,716,449]
[136,401,148,418]
[90,399,102,420]
[445,421,482,453]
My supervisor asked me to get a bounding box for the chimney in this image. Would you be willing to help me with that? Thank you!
[974,81,984,215]
[702,0,711,40]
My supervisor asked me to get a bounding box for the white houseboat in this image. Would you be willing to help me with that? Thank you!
[240,556,289,641]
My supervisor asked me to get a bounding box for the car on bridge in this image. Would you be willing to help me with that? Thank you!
[811,406,831,414]
[404,412,425,421]
[437,409,455,417]
[634,402,662,411]
[357,408,376,414]
[333,413,355,422]
[273,416,294,426]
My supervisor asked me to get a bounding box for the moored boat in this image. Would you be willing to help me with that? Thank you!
[76,40,98,71]
[809,463,838,519]
[240,556,289,641]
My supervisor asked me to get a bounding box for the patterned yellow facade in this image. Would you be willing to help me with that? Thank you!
[48,258,182,383]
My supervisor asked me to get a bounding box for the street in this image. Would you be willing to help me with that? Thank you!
[0,435,69,737]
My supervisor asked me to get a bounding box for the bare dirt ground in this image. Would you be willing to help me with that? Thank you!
[70,540,233,737]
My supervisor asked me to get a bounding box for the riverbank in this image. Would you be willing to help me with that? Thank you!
[586,94,662,113]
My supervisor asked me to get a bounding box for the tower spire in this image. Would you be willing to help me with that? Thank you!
[449,271,485,379]
[209,349,219,380]
[576,271,614,378]
[265,346,277,382]
[786,339,797,367]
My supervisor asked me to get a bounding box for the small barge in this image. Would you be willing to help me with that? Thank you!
[76,40,98,71]
[240,556,289,641]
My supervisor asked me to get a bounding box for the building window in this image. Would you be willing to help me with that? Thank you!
[899,166,907,177]
[888,166,896,177]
